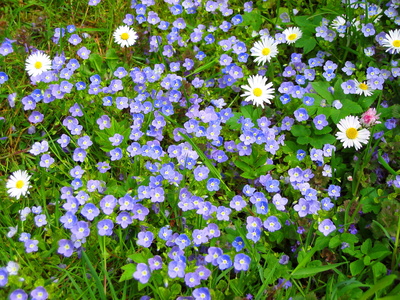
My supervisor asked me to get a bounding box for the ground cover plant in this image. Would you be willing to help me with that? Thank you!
[0,0,400,299]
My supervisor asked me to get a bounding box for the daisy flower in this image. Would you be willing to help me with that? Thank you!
[382,29,400,54]
[282,27,302,44]
[354,79,373,97]
[113,25,138,47]
[250,36,278,65]
[25,52,52,77]
[6,170,31,200]
[241,74,275,108]
[336,116,370,150]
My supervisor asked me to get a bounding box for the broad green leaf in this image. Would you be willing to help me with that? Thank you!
[291,125,311,137]
[350,260,364,276]
[234,159,253,172]
[312,81,334,102]
[119,264,136,282]
[292,262,347,279]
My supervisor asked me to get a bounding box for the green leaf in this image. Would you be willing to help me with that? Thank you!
[361,239,372,255]
[313,126,332,135]
[292,262,347,279]
[309,134,336,148]
[254,164,275,175]
[241,11,263,31]
[350,260,364,276]
[312,81,334,102]
[291,125,311,137]
[128,253,147,264]
[359,275,397,300]
[81,251,107,300]
[119,264,135,282]
[295,36,317,54]
[89,53,105,74]
[297,136,311,145]
[234,159,253,172]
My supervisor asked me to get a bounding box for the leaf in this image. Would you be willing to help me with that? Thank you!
[313,126,332,135]
[234,159,253,172]
[291,262,347,279]
[295,36,317,54]
[119,264,136,282]
[350,260,364,276]
[89,53,104,74]
[312,81,334,102]
[241,11,263,31]
[291,125,311,137]
[297,136,311,145]
[128,253,147,264]
[359,275,397,300]
[309,134,336,149]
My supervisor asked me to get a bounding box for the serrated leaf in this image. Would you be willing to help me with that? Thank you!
[128,253,147,264]
[119,264,136,282]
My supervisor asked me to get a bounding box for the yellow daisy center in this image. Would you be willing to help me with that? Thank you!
[121,33,129,40]
[393,40,400,47]
[288,33,297,41]
[253,88,262,97]
[34,61,43,69]
[346,127,358,139]
[16,180,25,189]
[359,83,368,90]
[262,48,271,55]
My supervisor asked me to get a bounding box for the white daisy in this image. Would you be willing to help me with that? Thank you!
[6,170,31,200]
[25,52,52,77]
[282,27,302,44]
[250,36,278,65]
[336,115,370,150]
[113,25,138,48]
[382,29,400,54]
[354,79,373,97]
[241,74,275,108]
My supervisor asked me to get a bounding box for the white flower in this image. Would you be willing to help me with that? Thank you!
[25,52,52,77]
[6,170,31,200]
[282,27,302,44]
[250,36,278,65]
[7,225,18,238]
[336,116,370,150]
[113,25,138,47]
[354,79,373,97]
[382,29,400,54]
[6,261,19,276]
[241,75,275,108]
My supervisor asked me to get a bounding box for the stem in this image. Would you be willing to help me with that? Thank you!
[391,214,400,271]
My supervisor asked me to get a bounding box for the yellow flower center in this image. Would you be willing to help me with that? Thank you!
[262,48,271,55]
[34,61,43,69]
[346,127,358,139]
[393,40,400,47]
[288,33,297,41]
[359,83,368,90]
[253,88,262,97]
[16,180,25,189]
[121,33,129,40]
